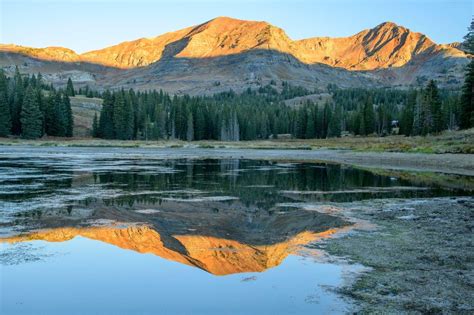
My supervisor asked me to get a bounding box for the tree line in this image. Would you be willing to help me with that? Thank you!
[0,68,73,139]
[0,68,471,141]
[90,77,470,142]
[93,84,315,141]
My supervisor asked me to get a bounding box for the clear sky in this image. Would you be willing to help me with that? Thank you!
[1,0,472,53]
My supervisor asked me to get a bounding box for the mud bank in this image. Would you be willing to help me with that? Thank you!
[317,197,474,313]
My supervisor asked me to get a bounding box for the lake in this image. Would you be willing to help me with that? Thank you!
[0,146,470,314]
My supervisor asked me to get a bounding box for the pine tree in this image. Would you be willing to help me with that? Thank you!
[194,106,206,140]
[412,91,424,136]
[62,94,73,137]
[460,60,474,129]
[0,71,11,137]
[460,18,474,129]
[418,83,436,135]
[20,86,43,139]
[54,92,66,136]
[113,91,133,140]
[295,107,307,138]
[425,80,442,133]
[463,18,474,54]
[443,97,459,131]
[219,110,229,141]
[43,90,56,136]
[0,92,10,137]
[11,66,24,135]
[154,105,166,139]
[321,102,332,138]
[37,73,43,88]
[327,104,342,137]
[362,97,375,135]
[400,90,416,136]
[98,91,115,139]
[92,112,99,137]
[66,78,75,97]
[305,108,316,139]
[186,111,194,141]
[231,110,240,141]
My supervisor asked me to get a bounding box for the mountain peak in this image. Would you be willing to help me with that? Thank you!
[190,15,276,37]
[376,21,404,29]
[1,17,467,91]
[368,21,411,37]
[208,16,257,24]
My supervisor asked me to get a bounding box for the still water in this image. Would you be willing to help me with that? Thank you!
[0,147,469,314]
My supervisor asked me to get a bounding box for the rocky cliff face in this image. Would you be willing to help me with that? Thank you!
[294,22,463,70]
[80,17,295,68]
[77,18,466,71]
[0,17,469,93]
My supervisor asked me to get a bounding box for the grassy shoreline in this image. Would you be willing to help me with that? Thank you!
[0,129,473,153]
[319,197,474,313]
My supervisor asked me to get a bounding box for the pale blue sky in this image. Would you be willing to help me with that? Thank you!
[1,0,472,53]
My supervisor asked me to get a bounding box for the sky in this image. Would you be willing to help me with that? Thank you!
[1,0,472,53]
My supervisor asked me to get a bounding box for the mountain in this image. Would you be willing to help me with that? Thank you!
[1,225,340,275]
[294,22,466,69]
[0,17,469,94]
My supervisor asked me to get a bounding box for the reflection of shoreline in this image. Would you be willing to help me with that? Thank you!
[1,225,344,275]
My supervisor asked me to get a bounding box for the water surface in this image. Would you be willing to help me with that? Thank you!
[0,147,470,314]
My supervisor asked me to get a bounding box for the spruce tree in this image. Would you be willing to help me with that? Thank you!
[194,106,206,140]
[113,91,133,140]
[98,91,115,139]
[186,111,194,141]
[66,78,75,97]
[43,90,56,136]
[425,80,442,133]
[305,108,316,139]
[460,18,474,129]
[400,90,416,136]
[92,112,99,137]
[462,18,474,53]
[419,85,435,135]
[460,61,474,129]
[0,92,11,137]
[21,86,43,139]
[11,66,24,135]
[0,71,11,137]
[295,107,307,138]
[327,104,342,137]
[54,92,66,136]
[362,97,376,135]
[230,110,240,141]
[62,94,73,137]
[321,102,332,138]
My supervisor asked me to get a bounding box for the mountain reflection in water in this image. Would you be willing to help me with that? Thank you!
[3,225,343,275]
[0,157,467,274]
